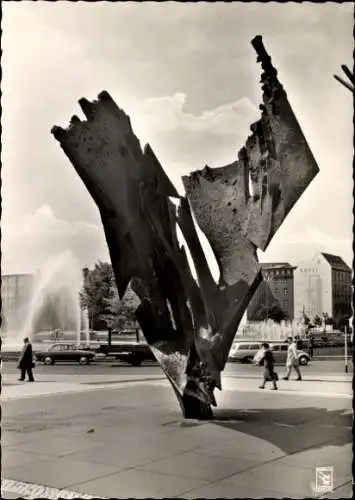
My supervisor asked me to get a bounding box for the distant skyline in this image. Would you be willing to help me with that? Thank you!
[2,2,353,277]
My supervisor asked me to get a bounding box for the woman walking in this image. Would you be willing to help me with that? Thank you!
[257,342,278,390]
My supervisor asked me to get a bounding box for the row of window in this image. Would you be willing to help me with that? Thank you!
[264,270,292,278]
[334,271,351,283]
[267,287,289,296]
[299,268,318,274]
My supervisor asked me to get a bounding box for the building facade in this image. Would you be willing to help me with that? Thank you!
[247,263,295,322]
[293,252,352,325]
[1,274,36,332]
[1,272,85,335]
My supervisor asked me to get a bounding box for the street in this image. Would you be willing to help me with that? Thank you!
[2,358,352,376]
[1,360,352,499]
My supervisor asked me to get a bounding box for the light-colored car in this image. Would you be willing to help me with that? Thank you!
[228,341,264,363]
[228,341,310,366]
[270,343,310,366]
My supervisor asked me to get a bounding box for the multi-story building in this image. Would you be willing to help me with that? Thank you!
[1,274,36,332]
[1,272,85,335]
[247,263,295,322]
[294,252,352,325]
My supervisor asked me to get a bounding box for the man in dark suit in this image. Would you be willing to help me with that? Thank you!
[18,337,35,382]
[308,334,314,358]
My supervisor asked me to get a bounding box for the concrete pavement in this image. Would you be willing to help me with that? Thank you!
[2,370,352,401]
[1,373,353,498]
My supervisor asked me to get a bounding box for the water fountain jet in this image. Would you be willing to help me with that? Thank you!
[2,250,84,351]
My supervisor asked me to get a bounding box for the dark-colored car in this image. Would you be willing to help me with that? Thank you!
[99,341,155,366]
[35,343,96,365]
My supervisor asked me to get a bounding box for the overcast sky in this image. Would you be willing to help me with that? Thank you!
[2,2,353,277]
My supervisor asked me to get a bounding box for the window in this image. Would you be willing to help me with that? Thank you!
[271,345,280,351]
[284,300,288,309]
[238,344,260,350]
[281,345,288,351]
[284,288,288,296]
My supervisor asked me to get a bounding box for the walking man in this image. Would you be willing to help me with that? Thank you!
[283,336,302,381]
[258,343,278,390]
[18,337,35,382]
[308,333,314,358]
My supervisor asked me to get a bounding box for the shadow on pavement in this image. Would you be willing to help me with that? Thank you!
[211,407,352,455]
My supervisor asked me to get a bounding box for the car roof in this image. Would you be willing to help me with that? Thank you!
[234,339,286,344]
[51,343,81,347]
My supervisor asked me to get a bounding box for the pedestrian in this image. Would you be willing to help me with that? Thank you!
[295,335,303,350]
[308,334,314,358]
[283,336,302,381]
[17,337,35,382]
[258,342,278,390]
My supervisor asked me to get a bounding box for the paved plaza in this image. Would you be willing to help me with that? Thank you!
[1,371,353,499]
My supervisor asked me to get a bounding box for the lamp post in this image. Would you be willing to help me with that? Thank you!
[265,273,271,321]
[344,326,348,374]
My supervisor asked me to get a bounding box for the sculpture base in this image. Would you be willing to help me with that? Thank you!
[181,393,213,420]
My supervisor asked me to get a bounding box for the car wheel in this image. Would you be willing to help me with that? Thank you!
[130,356,142,367]
[243,356,253,364]
[44,356,54,365]
[79,356,89,365]
[299,355,308,366]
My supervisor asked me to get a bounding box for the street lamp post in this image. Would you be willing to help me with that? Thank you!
[265,274,270,321]
[344,326,348,374]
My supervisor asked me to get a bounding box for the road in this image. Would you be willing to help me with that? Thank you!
[2,358,351,376]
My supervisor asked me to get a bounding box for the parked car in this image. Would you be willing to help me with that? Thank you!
[228,341,310,366]
[270,342,310,366]
[35,343,96,365]
[229,341,264,364]
[98,341,155,366]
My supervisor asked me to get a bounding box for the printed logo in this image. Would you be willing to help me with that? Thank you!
[315,467,334,494]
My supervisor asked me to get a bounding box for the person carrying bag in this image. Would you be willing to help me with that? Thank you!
[255,342,278,390]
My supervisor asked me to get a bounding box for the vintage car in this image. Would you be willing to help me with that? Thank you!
[228,340,310,366]
[35,343,96,365]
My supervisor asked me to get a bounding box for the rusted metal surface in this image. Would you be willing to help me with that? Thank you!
[52,36,319,419]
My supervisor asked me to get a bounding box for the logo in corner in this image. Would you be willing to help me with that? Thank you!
[314,466,334,495]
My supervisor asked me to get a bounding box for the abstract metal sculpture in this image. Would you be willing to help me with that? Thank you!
[52,36,319,419]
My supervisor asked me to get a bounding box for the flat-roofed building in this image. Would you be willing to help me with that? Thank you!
[247,263,295,322]
[294,252,352,325]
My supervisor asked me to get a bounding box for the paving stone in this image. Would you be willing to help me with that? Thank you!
[1,479,102,499]
[2,449,51,470]
[277,442,352,471]
[70,468,208,498]
[7,435,103,457]
[180,481,300,499]
[323,481,353,499]
[212,462,350,498]
[136,451,259,481]
[193,431,285,462]
[3,459,119,490]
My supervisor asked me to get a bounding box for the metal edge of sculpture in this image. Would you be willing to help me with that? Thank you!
[51,35,319,419]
